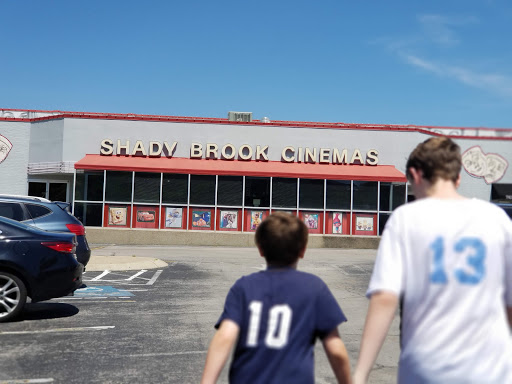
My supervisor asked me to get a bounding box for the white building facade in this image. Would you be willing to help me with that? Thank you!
[1,109,510,241]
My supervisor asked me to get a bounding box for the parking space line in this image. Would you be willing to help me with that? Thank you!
[125,350,207,357]
[0,379,54,383]
[126,269,147,280]
[146,270,162,285]
[91,270,110,281]
[0,326,115,335]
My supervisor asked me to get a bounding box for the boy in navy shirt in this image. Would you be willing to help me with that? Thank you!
[201,212,351,384]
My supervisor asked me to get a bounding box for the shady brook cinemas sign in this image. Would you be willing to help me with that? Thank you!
[99,139,380,165]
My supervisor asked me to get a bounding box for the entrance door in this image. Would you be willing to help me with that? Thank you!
[28,181,69,202]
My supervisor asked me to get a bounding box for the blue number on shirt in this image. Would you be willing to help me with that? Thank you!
[247,301,292,349]
[429,237,486,285]
[454,238,486,285]
[430,237,448,283]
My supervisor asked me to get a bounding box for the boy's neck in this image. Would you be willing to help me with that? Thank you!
[267,261,298,270]
[426,179,464,199]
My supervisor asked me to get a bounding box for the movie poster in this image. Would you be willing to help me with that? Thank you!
[192,210,211,228]
[332,212,343,234]
[303,213,319,229]
[250,211,264,230]
[137,209,155,223]
[220,210,238,229]
[109,207,127,226]
[356,216,374,231]
[165,207,183,228]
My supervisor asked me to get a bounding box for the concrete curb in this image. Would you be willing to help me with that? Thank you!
[85,255,168,272]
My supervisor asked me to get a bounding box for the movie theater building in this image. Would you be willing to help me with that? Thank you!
[1,109,511,247]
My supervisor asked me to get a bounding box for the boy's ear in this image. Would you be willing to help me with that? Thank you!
[257,246,265,258]
[455,173,461,188]
[298,247,306,259]
[408,167,423,185]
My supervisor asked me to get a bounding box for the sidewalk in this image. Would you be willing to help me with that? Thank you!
[85,254,168,272]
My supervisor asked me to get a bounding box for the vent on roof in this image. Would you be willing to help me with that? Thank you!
[228,111,252,122]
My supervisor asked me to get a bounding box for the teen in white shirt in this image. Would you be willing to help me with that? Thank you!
[353,137,512,384]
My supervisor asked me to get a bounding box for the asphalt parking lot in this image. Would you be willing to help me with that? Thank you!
[0,246,400,384]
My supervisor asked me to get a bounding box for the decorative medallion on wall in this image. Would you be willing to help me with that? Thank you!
[0,135,12,164]
[462,146,508,184]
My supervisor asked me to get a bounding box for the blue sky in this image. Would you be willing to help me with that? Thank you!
[2,1,512,128]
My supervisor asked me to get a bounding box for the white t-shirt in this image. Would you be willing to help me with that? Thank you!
[368,198,512,384]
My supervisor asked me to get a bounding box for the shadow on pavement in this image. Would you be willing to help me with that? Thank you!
[19,302,79,321]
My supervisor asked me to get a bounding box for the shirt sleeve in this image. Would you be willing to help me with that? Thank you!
[315,283,347,339]
[215,279,244,329]
[366,212,404,299]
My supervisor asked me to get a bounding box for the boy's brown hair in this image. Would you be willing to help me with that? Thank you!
[406,137,461,183]
[255,212,308,267]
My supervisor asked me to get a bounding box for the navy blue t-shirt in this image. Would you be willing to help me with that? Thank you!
[215,268,347,384]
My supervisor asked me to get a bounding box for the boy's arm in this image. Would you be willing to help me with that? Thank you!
[322,328,352,384]
[353,291,398,384]
[201,319,240,384]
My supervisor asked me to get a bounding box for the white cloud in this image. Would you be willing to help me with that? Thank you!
[402,53,512,97]
[418,14,479,46]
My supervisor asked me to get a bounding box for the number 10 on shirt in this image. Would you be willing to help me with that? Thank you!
[247,301,292,349]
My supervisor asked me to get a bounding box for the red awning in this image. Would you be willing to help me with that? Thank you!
[74,155,406,182]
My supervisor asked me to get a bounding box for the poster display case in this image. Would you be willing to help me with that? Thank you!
[189,208,213,230]
[216,209,241,231]
[133,206,159,229]
[244,209,268,232]
[161,206,186,229]
[300,211,323,234]
[352,213,377,236]
[325,211,350,235]
[104,205,131,228]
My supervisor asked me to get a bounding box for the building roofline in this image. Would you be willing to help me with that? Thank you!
[1,108,511,140]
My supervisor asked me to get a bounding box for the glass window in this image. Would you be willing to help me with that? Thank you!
[299,179,324,209]
[28,182,46,199]
[245,177,270,207]
[272,178,297,208]
[49,183,67,202]
[491,183,512,203]
[75,171,104,201]
[380,183,406,211]
[134,172,161,203]
[73,202,103,226]
[162,174,188,204]
[190,175,216,205]
[217,176,243,206]
[26,204,52,219]
[105,171,132,202]
[353,181,378,210]
[379,213,391,236]
[0,202,25,221]
[326,180,351,210]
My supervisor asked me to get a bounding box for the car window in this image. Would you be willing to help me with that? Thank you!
[0,202,25,221]
[26,203,52,219]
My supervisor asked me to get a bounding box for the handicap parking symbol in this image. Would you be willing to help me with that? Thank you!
[75,286,134,297]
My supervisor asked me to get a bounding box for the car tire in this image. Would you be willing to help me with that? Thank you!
[0,272,27,322]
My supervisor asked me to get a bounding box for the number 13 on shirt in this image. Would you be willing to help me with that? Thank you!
[430,236,486,285]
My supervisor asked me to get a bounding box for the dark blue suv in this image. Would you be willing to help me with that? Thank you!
[0,216,83,321]
[0,195,91,267]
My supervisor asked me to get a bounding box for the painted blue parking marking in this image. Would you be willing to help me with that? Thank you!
[74,286,134,297]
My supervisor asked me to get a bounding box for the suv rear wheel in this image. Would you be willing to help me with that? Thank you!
[0,272,27,322]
